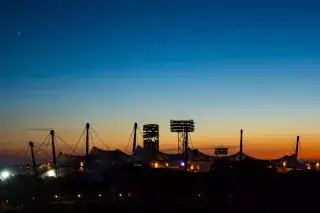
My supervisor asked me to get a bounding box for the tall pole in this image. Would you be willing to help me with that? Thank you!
[132,122,138,153]
[29,141,38,177]
[184,131,189,172]
[86,123,90,156]
[295,136,300,157]
[239,129,243,160]
[50,130,57,166]
[294,136,300,170]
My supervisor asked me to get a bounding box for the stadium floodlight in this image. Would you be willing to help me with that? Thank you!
[170,119,195,159]
[170,120,195,133]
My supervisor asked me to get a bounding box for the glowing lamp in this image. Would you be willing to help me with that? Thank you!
[46,170,56,177]
[0,170,11,181]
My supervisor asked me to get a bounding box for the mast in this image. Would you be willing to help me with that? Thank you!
[29,141,38,177]
[86,123,90,156]
[295,136,300,157]
[132,122,138,153]
[50,130,57,166]
[239,129,243,160]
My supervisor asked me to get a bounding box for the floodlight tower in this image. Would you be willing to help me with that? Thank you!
[170,120,195,171]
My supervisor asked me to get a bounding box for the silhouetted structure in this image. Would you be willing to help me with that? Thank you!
[170,120,195,171]
[239,129,243,160]
[170,120,195,154]
[132,123,138,153]
[143,124,159,151]
[215,147,228,156]
[85,123,90,156]
[50,130,57,166]
[28,141,38,177]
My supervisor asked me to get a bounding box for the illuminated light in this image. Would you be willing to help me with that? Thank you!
[119,193,123,197]
[6,200,8,203]
[166,162,169,167]
[98,194,102,197]
[282,161,286,167]
[197,193,201,197]
[80,161,84,167]
[154,162,159,168]
[316,163,319,168]
[46,170,56,178]
[307,165,311,170]
[54,195,59,199]
[32,197,35,200]
[0,170,11,181]
[180,162,185,167]
[77,194,81,198]
[128,192,132,197]
[190,165,194,170]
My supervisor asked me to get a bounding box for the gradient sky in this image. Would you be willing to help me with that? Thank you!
[1,0,320,163]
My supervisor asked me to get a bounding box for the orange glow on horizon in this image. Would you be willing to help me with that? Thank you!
[1,127,320,161]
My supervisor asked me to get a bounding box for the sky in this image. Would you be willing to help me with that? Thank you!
[1,0,320,163]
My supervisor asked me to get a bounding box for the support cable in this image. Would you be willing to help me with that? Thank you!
[25,147,29,159]
[137,126,144,138]
[55,133,77,154]
[90,130,95,147]
[11,144,28,160]
[137,126,144,147]
[90,126,110,150]
[125,128,134,152]
[44,139,50,154]
[72,128,85,153]
[55,139,62,154]
[34,144,46,155]
[35,133,50,155]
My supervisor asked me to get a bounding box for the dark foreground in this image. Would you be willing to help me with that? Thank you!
[1,166,319,213]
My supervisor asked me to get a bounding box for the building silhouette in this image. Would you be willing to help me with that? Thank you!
[143,124,159,151]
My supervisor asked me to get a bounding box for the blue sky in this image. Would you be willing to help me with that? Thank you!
[1,0,320,159]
